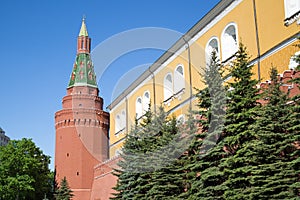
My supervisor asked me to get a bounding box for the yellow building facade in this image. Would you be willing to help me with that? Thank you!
[108,0,300,157]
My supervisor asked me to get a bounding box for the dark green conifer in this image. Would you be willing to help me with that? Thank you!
[225,67,299,199]
[287,38,300,196]
[250,37,300,199]
[54,177,73,200]
[218,43,260,199]
[112,107,185,199]
[180,50,226,199]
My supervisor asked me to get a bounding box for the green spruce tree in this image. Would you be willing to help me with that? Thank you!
[112,107,186,199]
[179,50,226,199]
[287,38,300,196]
[54,177,73,200]
[218,43,260,199]
[145,115,186,199]
[236,67,300,199]
[111,109,152,200]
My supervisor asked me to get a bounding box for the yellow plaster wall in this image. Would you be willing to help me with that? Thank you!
[259,40,299,81]
[109,102,127,151]
[110,141,125,157]
[255,0,299,54]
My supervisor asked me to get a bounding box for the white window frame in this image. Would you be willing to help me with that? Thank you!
[205,37,220,66]
[143,91,151,112]
[289,51,300,69]
[164,73,173,101]
[221,23,238,62]
[284,0,300,19]
[174,65,185,94]
[115,114,121,133]
[136,97,143,119]
[121,110,126,130]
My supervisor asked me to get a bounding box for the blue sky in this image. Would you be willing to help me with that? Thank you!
[0,0,220,169]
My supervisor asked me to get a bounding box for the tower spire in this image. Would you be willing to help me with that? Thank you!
[79,16,88,37]
[68,18,97,88]
[77,17,91,54]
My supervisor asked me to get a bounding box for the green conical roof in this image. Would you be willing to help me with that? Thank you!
[68,53,97,88]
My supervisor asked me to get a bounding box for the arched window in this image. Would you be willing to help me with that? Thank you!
[136,97,143,119]
[121,110,126,130]
[284,0,300,19]
[143,91,150,112]
[164,73,173,101]
[174,65,185,94]
[205,37,220,65]
[221,23,238,61]
[115,110,126,134]
[289,51,300,69]
[115,115,121,133]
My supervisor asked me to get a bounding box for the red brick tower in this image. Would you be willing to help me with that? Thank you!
[55,18,109,199]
